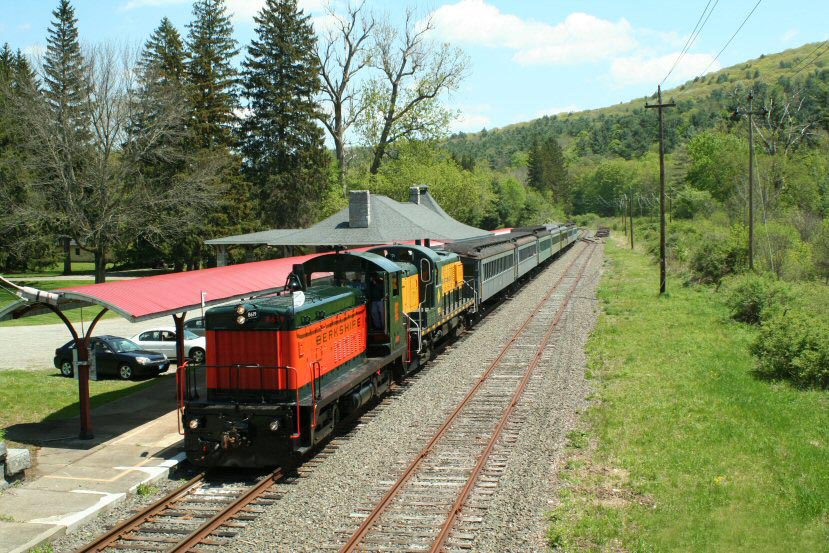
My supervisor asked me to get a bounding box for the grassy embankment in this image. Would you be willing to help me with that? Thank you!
[0,280,118,326]
[0,370,162,437]
[549,237,829,551]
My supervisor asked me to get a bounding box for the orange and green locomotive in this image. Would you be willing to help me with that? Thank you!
[183,247,472,467]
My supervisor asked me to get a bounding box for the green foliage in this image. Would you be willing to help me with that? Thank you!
[689,224,748,284]
[813,220,829,283]
[240,0,328,228]
[721,272,794,324]
[186,0,239,149]
[573,213,600,229]
[751,309,829,388]
[673,187,714,219]
[756,221,802,278]
[136,483,159,496]
[527,136,569,205]
[686,131,746,202]
[42,0,88,142]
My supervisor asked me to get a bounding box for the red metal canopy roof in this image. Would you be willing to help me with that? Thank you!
[0,239,454,323]
[1,254,319,323]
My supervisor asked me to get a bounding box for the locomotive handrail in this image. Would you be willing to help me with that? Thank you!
[461,277,479,313]
[192,363,303,440]
[402,311,422,354]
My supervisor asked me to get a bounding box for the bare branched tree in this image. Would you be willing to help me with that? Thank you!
[317,0,374,191]
[754,90,815,156]
[9,43,221,282]
[357,9,469,174]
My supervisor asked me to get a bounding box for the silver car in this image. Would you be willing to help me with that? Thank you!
[130,328,206,364]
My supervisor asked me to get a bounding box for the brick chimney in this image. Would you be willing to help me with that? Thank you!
[409,186,421,205]
[349,190,371,228]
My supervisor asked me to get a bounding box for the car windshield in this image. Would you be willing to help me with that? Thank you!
[183,330,199,340]
[107,338,142,353]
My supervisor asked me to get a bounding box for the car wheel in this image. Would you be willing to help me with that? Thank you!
[60,360,73,377]
[118,364,134,380]
[189,347,205,365]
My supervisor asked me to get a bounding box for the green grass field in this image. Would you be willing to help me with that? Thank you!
[549,238,829,551]
[5,261,113,278]
[0,369,162,433]
[0,280,119,326]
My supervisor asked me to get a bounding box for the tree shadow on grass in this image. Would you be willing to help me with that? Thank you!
[3,373,176,450]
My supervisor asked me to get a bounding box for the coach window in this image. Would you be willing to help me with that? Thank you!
[392,274,399,296]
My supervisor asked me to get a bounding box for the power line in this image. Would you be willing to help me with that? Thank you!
[791,40,829,79]
[789,39,829,74]
[699,0,763,77]
[661,0,719,85]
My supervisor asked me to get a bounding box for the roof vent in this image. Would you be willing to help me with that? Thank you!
[349,190,371,228]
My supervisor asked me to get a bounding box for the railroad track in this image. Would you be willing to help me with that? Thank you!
[76,242,592,553]
[337,241,598,553]
[76,468,286,553]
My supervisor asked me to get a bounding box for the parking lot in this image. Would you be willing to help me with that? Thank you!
[0,316,175,371]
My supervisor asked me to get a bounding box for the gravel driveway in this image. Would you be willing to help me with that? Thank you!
[0,315,174,370]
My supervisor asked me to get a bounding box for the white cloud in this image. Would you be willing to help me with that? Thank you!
[18,23,32,31]
[431,0,637,65]
[452,103,492,132]
[609,52,719,88]
[780,28,799,43]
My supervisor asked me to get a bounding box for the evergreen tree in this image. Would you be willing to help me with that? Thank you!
[141,17,187,86]
[0,44,53,272]
[240,0,329,228]
[527,136,569,208]
[42,0,88,141]
[186,0,239,149]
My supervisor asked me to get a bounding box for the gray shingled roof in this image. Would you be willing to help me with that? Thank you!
[206,187,491,247]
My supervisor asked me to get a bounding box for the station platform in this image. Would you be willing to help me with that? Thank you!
[0,373,183,553]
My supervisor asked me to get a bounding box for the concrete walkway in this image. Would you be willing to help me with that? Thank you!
[0,374,183,553]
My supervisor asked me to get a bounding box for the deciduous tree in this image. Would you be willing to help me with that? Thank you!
[357,9,468,174]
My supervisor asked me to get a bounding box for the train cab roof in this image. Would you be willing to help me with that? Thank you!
[302,251,405,277]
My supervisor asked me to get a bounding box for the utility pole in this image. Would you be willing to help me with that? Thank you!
[628,194,634,250]
[622,196,628,237]
[732,92,767,271]
[645,85,675,295]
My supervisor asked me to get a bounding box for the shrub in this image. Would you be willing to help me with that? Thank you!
[572,213,600,229]
[689,224,748,284]
[721,273,794,324]
[673,187,715,219]
[750,309,829,388]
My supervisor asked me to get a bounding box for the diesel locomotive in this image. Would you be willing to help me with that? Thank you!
[182,224,579,467]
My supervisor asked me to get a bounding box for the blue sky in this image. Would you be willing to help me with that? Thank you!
[2,0,827,134]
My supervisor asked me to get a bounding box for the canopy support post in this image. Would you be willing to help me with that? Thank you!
[41,304,110,440]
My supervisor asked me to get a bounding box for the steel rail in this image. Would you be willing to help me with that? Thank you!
[339,242,593,552]
[430,244,597,552]
[76,472,206,553]
[168,468,285,552]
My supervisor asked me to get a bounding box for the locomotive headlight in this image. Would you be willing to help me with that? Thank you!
[236,315,246,325]
[188,418,200,430]
[269,419,280,432]
[235,305,246,315]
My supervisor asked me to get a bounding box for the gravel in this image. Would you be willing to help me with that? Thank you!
[219,241,603,552]
[50,463,201,552]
